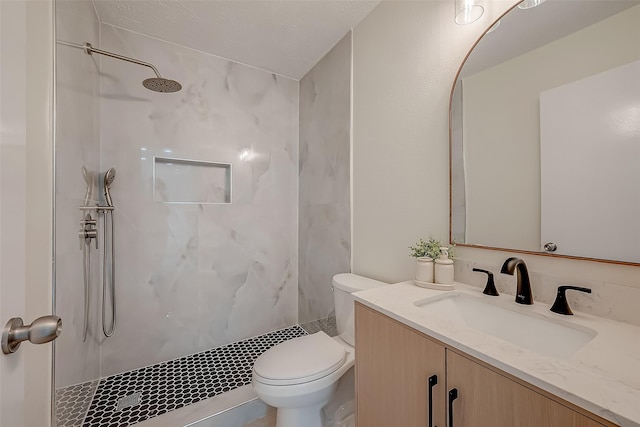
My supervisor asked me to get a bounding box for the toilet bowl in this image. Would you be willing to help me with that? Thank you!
[252,273,387,427]
[253,333,354,427]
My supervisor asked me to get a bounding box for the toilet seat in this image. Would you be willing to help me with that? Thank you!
[253,332,347,386]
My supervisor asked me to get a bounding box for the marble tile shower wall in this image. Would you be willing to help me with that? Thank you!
[298,33,352,324]
[98,24,299,377]
[55,0,102,388]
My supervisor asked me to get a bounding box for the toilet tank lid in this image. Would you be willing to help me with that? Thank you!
[332,273,387,293]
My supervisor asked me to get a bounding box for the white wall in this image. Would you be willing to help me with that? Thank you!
[463,5,640,250]
[0,0,54,425]
[1,4,28,425]
[352,0,500,283]
[351,0,640,325]
[24,2,54,424]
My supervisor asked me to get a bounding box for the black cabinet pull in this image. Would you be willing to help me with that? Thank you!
[428,374,438,427]
[448,388,458,427]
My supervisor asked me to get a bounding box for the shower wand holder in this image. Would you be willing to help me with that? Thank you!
[79,205,114,212]
[79,213,99,249]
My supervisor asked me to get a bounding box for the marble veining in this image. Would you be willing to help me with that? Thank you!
[97,24,299,377]
[354,282,640,427]
[298,33,352,324]
[454,257,640,327]
[55,2,354,398]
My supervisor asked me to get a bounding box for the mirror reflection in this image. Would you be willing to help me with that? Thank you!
[451,0,640,264]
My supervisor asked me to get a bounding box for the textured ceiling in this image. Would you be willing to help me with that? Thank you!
[92,0,381,80]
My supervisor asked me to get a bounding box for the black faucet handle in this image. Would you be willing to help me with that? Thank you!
[473,268,499,296]
[550,285,592,315]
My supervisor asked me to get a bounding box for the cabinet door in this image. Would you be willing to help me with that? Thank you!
[446,351,607,427]
[355,303,446,427]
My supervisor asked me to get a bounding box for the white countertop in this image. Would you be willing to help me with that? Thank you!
[353,281,640,427]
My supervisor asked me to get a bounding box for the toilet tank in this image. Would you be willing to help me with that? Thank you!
[332,273,387,346]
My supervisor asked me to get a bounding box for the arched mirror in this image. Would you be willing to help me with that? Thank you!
[450,0,640,265]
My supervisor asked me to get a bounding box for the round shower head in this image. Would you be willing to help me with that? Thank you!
[143,77,182,93]
[103,168,116,207]
[104,168,116,187]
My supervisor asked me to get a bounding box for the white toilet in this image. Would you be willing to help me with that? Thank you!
[252,273,387,427]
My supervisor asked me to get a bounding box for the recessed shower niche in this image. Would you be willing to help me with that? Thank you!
[153,156,232,204]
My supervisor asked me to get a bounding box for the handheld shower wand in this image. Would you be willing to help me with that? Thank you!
[102,168,117,337]
[103,168,116,207]
[81,166,94,207]
[78,169,118,341]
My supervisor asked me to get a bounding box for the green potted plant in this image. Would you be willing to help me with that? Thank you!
[409,236,442,283]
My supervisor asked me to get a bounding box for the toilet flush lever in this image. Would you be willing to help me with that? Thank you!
[2,315,62,354]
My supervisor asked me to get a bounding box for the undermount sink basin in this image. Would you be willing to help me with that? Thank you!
[414,293,597,359]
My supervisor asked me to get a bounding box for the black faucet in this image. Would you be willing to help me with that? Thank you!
[473,268,499,296]
[500,257,533,305]
[550,285,592,315]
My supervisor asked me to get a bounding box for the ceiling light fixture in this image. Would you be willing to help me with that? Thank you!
[518,0,547,10]
[455,0,484,25]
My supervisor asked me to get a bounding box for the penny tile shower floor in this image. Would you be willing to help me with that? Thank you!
[55,326,308,427]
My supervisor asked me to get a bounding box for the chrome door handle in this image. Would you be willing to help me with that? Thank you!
[2,315,62,354]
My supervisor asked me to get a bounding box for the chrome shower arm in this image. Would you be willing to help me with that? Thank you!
[57,40,162,79]
[57,40,182,93]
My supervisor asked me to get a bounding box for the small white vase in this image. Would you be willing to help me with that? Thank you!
[415,257,434,283]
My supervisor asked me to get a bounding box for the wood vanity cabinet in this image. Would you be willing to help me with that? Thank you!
[355,303,617,427]
[355,302,446,427]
